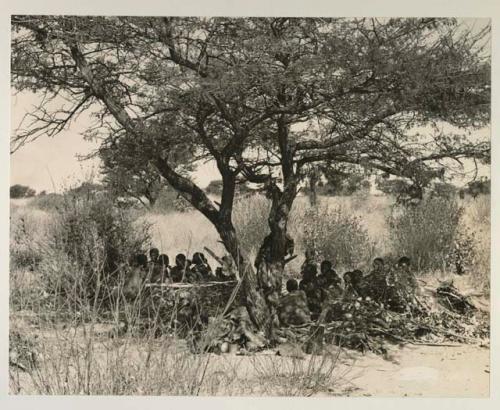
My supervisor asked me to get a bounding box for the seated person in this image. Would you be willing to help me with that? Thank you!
[342,270,364,299]
[156,254,170,283]
[170,253,190,283]
[299,265,322,320]
[277,279,311,326]
[397,256,418,292]
[215,255,237,282]
[149,248,160,264]
[122,253,148,300]
[190,252,214,281]
[146,247,160,282]
[359,257,388,301]
[318,260,343,300]
[300,248,318,275]
[385,256,420,313]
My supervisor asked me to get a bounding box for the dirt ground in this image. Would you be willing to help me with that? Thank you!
[210,343,490,397]
[334,344,489,397]
[10,324,489,397]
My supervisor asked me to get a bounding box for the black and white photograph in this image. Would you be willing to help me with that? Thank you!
[5,4,495,400]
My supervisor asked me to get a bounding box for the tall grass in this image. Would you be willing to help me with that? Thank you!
[388,198,463,272]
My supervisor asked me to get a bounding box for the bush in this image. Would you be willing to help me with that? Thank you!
[388,198,463,272]
[10,208,52,271]
[151,187,192,213]
[233,194,272,255]
[28,193,65,211]
[296,205,375,270]
[44,192,151,306]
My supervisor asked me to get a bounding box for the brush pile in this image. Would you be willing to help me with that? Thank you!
[284,286,489,355]
[132,279,489,357]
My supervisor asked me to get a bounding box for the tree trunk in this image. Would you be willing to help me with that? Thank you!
[215,221,272,335]
[252,181,298,341]
[308,167,319,207]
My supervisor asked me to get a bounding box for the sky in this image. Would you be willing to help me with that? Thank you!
[10,92,220,193]
[10,89,490,193]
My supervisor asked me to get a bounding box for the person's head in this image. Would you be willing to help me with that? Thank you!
[192,252,206,265]
[351,269,363,285]
[398,256,411,270]
[320,260,333,275]
[373,257,384,271]
[343,271,353,285]
[149,248,160,262]
[158,254,169,267]
[286,279,299,293]
[175,253,187,268]
[135,253,148,269]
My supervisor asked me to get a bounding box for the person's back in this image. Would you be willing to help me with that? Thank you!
[343,270,364,300]
[319,260,343,301]
[278,279,311,326]
[387,256,419,312]
[299,265,323,319]
[124,253,148,300]
[191,252,214,281]
[360,258,388,301]
[215,255,236,282]
[171,253,189,283]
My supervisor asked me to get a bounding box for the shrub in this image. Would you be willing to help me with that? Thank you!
[45,192,151,306]
[296,205,375,270]
[28,193,65,211]
[152,187,192,213]
[10,208,52,271]
[388,197,463,272]
[233,194,271,256]
[444,227,477,275]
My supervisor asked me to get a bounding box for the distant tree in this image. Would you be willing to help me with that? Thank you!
[376,177,411,196]
[429,182,458,199]
[205,179,223,196]
[10,184,36,198]
[320,164,370,196]
[466,177,490,198]
[68,182,104,197]
[206,179,259,197]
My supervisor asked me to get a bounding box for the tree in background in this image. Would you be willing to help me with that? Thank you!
[100,145,163,208]
[206,179,259,197]
[11,17,490,339]
[10,184,36,199]
[466,176,490,198]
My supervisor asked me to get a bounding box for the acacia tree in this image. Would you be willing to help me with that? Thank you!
[11,17,490,338]
[100,146,163,208]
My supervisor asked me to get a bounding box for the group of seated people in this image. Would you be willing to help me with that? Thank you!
[130,247,237,284]
[278,255,419,326]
